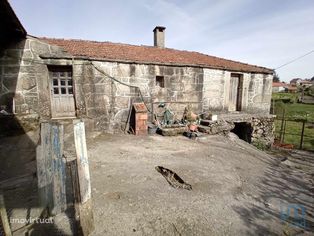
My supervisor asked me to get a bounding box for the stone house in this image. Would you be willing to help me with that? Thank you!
[1,0,274,145]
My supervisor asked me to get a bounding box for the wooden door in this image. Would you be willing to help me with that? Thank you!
[236,76,243,111]
[50,68,76,118]
[229,75,239,112]
[229,74,243,112]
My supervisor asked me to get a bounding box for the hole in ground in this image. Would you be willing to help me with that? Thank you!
[231,122,253,143]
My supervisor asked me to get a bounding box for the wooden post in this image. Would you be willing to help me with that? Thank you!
[51,124,66,215]
[67,160,82,235]
[0,194,12,236]
[37,122,53,214]
[36,122,66,216]
[73,120,94,235]
[280,109,285,142]
[282,120,287,143]
[299,120,306,149]
[271,99,275,115]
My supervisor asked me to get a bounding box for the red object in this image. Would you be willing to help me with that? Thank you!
[189,124,198,132]
[131,103,148,135]
[273,142,294,149]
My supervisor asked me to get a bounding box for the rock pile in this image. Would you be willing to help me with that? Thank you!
[251,117,275,148]
[199,120,235,135]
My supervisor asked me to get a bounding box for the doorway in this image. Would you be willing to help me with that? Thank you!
[231,122,253,143]
[229,73,243,112]
[49,67,76,118]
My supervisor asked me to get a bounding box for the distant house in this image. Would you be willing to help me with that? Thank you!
[286,86,297,93]
[290,78,302,86]
[272,82,287,93]
[299,80,313,88]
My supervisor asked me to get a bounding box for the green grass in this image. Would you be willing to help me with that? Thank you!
[272,92,314,150]
[272,92,297,102]
[273,102,314,122]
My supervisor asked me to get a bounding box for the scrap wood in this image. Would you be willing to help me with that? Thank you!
[155,166,192,190]
[0,194,12,236]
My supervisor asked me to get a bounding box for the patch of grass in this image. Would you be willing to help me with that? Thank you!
[272,93,297,102]
[274,102,314,122]
[272,92,314,150]
[253,139,268,150]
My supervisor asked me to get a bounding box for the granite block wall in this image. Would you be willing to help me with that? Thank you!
[0,37,273,133]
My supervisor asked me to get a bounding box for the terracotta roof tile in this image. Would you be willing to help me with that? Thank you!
[272,82,287,87]
[39,37,273,74]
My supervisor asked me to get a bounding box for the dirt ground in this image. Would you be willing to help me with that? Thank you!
[1,130,313,235]
[84,133,314,236]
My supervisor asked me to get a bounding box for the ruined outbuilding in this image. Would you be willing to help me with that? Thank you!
[0,1,274,146]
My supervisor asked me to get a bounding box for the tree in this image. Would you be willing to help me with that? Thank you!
[273,73,280,82]
[311,76,314,82]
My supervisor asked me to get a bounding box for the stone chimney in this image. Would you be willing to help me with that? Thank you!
[153,26,166,48]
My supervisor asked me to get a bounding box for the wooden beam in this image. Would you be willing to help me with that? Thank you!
[73,120,94,235]
[73,120,91,203]
[299,120,306,149]
[36,122,66,216]
[67,160,82,235]
[51,123,66,215]
[36,122,53,213]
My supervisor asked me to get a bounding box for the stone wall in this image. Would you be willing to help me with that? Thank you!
[0,36,75,118]
[203,68,228,111]
[202,69,273,114]
[223,114,275,148]
[251,116,275,148]
[247,73,273,113]
[73,62,203,132]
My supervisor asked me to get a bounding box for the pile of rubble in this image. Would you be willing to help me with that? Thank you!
[147,103,275,149]
[251,117,275,148]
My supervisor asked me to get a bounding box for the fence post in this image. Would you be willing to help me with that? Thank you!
[280,108,286,142]
[36,122,66,215]
[73,120,94,235]
[282,120,287,143]
[299,120,306,149]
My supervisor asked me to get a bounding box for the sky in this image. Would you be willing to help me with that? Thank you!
[10,0,314,82]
